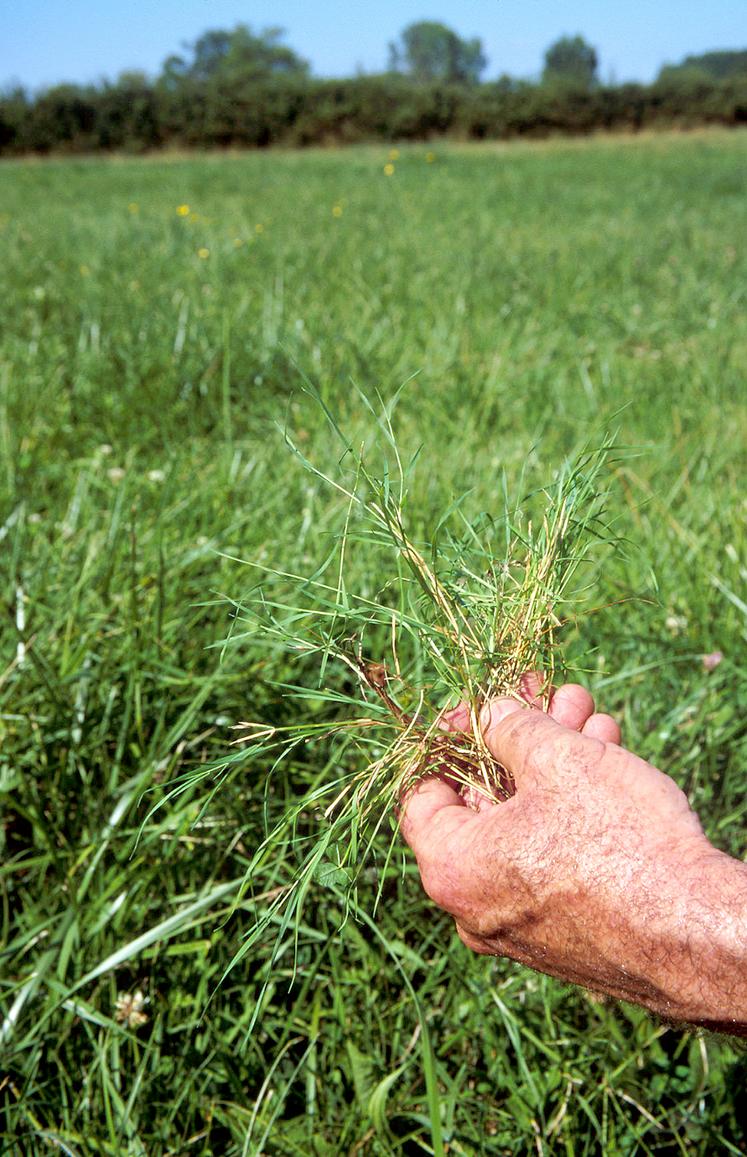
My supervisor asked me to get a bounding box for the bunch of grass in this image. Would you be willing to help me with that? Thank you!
[169,389,616,992]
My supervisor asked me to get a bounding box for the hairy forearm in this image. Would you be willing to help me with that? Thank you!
[614,844,747,1034]
[662,848,747,1034]
[457,839,747,1036]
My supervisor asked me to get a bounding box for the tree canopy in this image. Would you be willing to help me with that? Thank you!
[159,24,309,89]
[658,49,747,83]
[542,35,599,90]
[388,21,487,85]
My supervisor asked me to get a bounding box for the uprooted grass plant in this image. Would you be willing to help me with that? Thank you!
[166,392,619,997]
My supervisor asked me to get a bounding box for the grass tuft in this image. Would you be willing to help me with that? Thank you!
[184,395,620,1006]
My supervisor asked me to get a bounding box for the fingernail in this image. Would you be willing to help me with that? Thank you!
[479,698,523,731]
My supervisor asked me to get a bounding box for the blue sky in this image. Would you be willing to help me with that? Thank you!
[3,0,746,91]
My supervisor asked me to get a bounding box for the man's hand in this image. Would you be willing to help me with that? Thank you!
[400,682,747,1034]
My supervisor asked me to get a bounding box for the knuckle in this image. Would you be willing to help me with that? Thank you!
[541,727,605,779]
[494,708,542,756]
[456,923,492,954]
[467,908,503,939]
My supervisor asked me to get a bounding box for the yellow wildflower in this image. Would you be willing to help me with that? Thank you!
[176,204,190,216]
[383,163,395,177]
[388,148,400,160]
[426,151,436,163]
[332,204,343,218]
[128,202,139,213]
[255,223,265,234]
[197,247,210,259]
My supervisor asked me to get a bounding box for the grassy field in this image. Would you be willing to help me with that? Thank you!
[1,131,746,1154]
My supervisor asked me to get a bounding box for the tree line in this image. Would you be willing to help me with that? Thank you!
[1,24,745,155]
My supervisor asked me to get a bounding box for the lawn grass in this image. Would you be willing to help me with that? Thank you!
[1,130,746,1154]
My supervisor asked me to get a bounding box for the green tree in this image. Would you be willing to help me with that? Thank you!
[388,21,487,84]
[658,49,747,83]
[159,24,309,88]
[95,72,161,150]
[542,35,598,90]
[0,85,29,152]
[26,84,97,151]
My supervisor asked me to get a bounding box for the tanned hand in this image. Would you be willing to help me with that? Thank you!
[400,681,747,1035]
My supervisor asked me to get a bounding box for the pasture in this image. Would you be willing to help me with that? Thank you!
[1,131,746,1153]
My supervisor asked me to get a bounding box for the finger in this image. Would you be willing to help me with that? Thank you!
[548,683,595,731]
[398,776,473,859]
[440,670,551,734]
[581,712,622,744]
[480,700,604,789]
[439,702,471,733]
[518,670,552,705]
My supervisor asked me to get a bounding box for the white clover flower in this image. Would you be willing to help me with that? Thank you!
[665,614,687,635]
[114,989,149,1029]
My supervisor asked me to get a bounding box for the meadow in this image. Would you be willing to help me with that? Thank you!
[1,130,746,1154]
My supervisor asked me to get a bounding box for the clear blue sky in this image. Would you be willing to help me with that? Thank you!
[3,0,746,91]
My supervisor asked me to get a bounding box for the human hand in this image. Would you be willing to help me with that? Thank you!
[400,681,747,1032]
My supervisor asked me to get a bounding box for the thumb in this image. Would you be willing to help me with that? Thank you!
[480,699,596,789]
[398,776,473,861]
